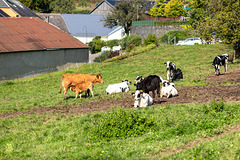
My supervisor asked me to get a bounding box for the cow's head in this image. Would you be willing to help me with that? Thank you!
[162,81,170,87]
[122,79,131,85]
[96,74,104,83]
[134,90,141,108]
[164,61,175,71]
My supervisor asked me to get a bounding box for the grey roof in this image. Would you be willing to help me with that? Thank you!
[37,13,69,33]
[62,14,119,37]
[0,0,39,17]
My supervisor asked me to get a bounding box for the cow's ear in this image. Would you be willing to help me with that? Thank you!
[96,74,100,79]
[164,62,167,65]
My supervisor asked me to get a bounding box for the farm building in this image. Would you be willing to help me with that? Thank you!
[0,17,89,80]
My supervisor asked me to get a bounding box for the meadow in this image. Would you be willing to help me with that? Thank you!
[0,44,240,159]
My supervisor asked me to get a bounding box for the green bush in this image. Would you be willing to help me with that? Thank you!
[123,35,142,50]
[94,52,110,62]
[106,39,120,48]
[202,98,225,114]
[91,108,155,140]
[72,8,91,14]
[144,34,158,46]
[88,36,106,54]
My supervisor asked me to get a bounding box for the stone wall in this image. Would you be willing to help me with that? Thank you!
[130,25,184,41]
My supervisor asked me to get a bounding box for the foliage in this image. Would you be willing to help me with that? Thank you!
[102,0,147,35]
[49,0,75,13]
[91,108,155,140]
[88,36,107,54]
[164,0,186,18]
[149,0,166,17]
[103,44,156,63]
[106,39,120,48]
[190,0,240,54]
[77,0,90,7]
[19,0,52,13]
[149,0,186,18]
[144,34,158,46]
[122,34,142,50]
[94,52,110,62]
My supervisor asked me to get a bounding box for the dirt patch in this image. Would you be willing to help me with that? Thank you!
[0,67,240,119]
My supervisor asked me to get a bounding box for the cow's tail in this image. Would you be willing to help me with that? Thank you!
[59,75,64,93]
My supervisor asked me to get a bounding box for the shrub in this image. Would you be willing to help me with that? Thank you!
[106,39,120,48]
[88,36,106,54]
[123,35,142,50]
[91,109,156,140]
[94,52,110,62]
[202,97,225,114]
[144,34,158,46]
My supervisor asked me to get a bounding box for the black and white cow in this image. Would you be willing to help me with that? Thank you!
[134,75,162,98]
[134,90,153,107]
[212,53,228,75]
[160,80,178,98]
[172,68,183,81]
[164,61,176,82]
[106,80,131,94]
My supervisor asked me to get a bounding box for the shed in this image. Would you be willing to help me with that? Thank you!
[0,17,89,80]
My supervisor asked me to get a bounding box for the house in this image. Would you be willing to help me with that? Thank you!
[61,14,124,44]
[89,0,118,15]
[0,17,89,80]
[0,0,39,17]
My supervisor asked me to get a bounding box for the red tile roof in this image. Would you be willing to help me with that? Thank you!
[0,17,88,53]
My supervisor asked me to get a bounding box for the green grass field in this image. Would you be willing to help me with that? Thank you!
[0,44,240,159]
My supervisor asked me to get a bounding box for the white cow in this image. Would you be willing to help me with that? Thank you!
[106,80,130,94]
[134,90,153,108]
[160,80,178,98]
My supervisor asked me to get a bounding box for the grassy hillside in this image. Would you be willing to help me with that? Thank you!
[1,44,240,159]
[0,44,237,114]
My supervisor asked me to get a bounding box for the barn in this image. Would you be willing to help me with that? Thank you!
[0,17,89,80]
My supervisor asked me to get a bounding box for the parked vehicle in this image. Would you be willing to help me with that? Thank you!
[101,46,111,53]
[176,37,202,45]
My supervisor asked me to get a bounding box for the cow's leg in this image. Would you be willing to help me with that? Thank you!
[224,64,227,72]
[75,92,79,99]
[63,87,68,100]
[152,90,155,98]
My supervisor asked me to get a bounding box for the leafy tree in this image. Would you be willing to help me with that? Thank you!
[88,37,107,54]
[148,0,166,17]
[103,0,147,35]
[188,0,208,29]
[193,0,240,54]
[164,0,186,18]
[19,0,52,12]
[50,0,75,13]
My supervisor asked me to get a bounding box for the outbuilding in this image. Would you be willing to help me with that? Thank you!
[0,17,89,80]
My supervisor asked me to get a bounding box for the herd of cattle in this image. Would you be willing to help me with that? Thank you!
[59,53,229,107]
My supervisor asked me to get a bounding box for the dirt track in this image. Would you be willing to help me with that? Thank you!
[0,67,240,119]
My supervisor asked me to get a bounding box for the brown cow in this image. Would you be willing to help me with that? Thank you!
[69,81,94,99]
[59,74,104,99]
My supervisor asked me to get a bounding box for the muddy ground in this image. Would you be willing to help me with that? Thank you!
[1,67,240,119]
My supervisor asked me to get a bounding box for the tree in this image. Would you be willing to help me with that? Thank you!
[50,0,75,13]
[164,0,186,18]
[103,0,147,35]
[188,0,208,29]
[192,0,240,55]
[148,0,167,17]
[19,0,52,13]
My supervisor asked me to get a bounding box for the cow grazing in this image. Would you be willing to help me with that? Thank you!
[69,81,94,99]
[59,74,104,99]
[106,80,131,94]
[212,53,229,75]
[164,61,176,82]
[135,75,162,98]
[134,90,153,108]
[160,80,178,98]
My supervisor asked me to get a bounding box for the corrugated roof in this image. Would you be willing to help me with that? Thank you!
[0,17,88,53]
[62,14,119,37]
